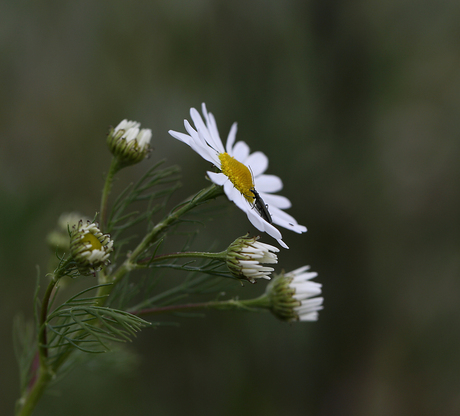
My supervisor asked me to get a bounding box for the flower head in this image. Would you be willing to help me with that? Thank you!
[266,265,323,322]
[226,235,279,283]
[70,220,114,275]
[168,103,306,248]
[107,119,152,166]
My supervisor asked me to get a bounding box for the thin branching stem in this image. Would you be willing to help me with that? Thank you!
[38,279,55,363]
[136,250,227,266]
[100,157,121,230]
[132,295,271,316]
[38,257,74,364]
[17,258,74,416]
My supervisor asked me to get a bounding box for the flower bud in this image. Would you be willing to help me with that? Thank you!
[107,119,152,166]
[69,220,114,275]
[226,235,279,283]
[266,266,323,322]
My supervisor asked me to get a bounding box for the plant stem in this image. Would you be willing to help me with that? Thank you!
[137,250,227,266]
[17,259,74,416]
[100,157,120,230]
[133,295,270,316]
[16,367,53,416]
[38,279,56,363]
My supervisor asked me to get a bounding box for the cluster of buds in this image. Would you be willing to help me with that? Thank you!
[265,266,323,322]
[69,220,114,275]
[226,235,279,283]
[107,119,152,167]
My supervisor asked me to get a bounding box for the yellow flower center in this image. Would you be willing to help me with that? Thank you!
[219,153,254,202]
[81,232,103,251]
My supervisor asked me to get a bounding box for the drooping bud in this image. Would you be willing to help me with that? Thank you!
[226,235,279,283]
[266,266,323,322]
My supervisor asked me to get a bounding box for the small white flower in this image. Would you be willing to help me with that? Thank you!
[266,265,323,322]
[226,235,279,283]
[114,119,152,148]
[169,103,306,248]
[70,220,114,275]
[107,119,152,166]
[285,266,323,321]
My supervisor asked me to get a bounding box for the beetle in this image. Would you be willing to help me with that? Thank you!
[250,188,273,224]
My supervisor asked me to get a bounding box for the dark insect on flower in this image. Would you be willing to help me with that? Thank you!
[250,188,273,224]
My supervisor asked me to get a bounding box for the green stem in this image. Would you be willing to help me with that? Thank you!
[137,250,227,266]
[17,258,74,416]
[38,279,56,363]
[100,157,120,230]
[16,367,53,416]
[133,294,271,316]
[38,257,74,363]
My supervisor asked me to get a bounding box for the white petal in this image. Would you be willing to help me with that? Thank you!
[264,221,285,241]
[184,120,199,140]
[224,181,238,202]
[245,151,268,176]
[205,112,226,154]
[188,139,218,165]
[293,285,322,298]
[277,238,289,249]
[169,130,192,146]
[191,106,225,155]
[231,190,251,211]
[246,208,283,241]
[226,122,238,154]
[232,141,250,162]
[292,272,318,282]
[255,175,283,193]
[124,127,139,142]
[299,312,319,321]
[286,265,312,277]
[137,129,152,147]
[190,108,212,142]
[207,171,227,186]
[270,206,307,233]
[246,208,268,231]
[261,193,291,210]
[272,215,307,234]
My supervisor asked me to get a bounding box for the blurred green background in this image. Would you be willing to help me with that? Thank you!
[2,1,460,415]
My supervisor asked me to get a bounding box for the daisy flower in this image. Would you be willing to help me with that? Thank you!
[168,103,306,248]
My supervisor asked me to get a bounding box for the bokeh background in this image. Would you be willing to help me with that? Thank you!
[2,1,460,415]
